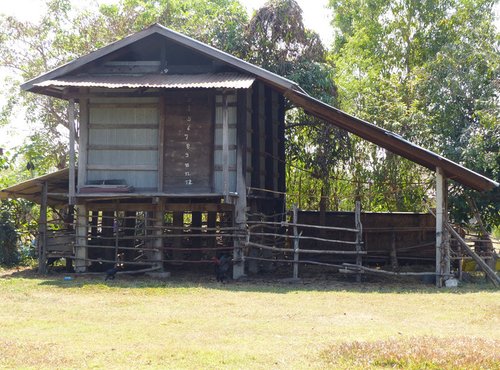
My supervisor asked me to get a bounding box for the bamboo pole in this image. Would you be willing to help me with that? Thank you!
[244,241,366,255]
[246,220,359,233]
[342,263,435,276]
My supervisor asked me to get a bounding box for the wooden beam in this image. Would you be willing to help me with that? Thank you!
[75,204,88,272]
[435,167,450,287]
[38,181,48,274]
[153,200,164,270]
[444,222,499,287]
[293,204,299,279]
[222,93,229,201]
[233,136,247,279]
[89,123,158,130]
[86,164,157,171]
[68,98,76,205]
[158,96,166,192]
[88,145,158,151]
[77,94,89,192]
[355,200,363,283]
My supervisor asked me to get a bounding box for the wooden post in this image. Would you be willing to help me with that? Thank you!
[293,204,299,279]
[222,92,229,201]
[233,144,247,279]
[38,181,48,274]
[355,200,363,283]
[77,95,88,192]
[172,212,183,262]
[75,204,88,272]
[153,199,164,270]
[114,211,119,266]
[68,98,76,205]
[435,167,450,287]
[390,232,398,270]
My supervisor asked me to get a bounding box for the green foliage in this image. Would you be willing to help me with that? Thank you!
[245,0,352,211]
[0,208,18,265]
[329,0,499,223]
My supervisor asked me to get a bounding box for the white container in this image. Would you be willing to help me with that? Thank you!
[445,278,459,288]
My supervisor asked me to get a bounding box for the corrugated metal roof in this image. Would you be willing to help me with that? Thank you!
[35,73,255,89]
[0,168,71,206]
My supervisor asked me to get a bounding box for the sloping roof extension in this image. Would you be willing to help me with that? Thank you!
[286,91,498,191]
[19,23,499,192]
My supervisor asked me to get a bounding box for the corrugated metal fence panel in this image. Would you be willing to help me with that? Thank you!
[87,97,159,190]
[214,93,237,193]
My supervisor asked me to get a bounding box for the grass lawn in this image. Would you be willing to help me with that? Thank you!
[0,267,499,369]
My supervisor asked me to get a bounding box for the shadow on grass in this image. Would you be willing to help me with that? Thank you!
[1,266,497,294]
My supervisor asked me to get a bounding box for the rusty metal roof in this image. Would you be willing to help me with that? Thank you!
[35,73,255,89]
[0,168,71,207]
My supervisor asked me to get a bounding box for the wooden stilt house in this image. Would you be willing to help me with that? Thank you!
[1,24,498,285]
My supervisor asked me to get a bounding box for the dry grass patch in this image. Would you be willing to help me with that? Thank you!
[321,336,500,369]
[0,339,74,368]
[0,269,499,369]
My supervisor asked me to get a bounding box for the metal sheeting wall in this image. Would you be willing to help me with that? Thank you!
[214,93,237,193]
[87,97,159,190]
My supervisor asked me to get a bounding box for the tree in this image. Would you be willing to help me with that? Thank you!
[246,0,352,215]
[329,0,499,226]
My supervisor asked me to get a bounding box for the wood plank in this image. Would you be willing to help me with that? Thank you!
[78,94,89,191]
[89,123,158,129]
[75,204,87,272]
[88,145,158,151]
[163,91,213,193]
[251,85,260,188]
[68,98,76,205]
[164,203,233,212]
[89,103,159,109]
[265,87,274,191]
[222,93,230,200]
[38,181,48,274]
[158,95,166,192]
[435,167,449,287]
[86,164,157,171]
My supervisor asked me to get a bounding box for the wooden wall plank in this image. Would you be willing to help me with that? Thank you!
[163,91,213,193]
